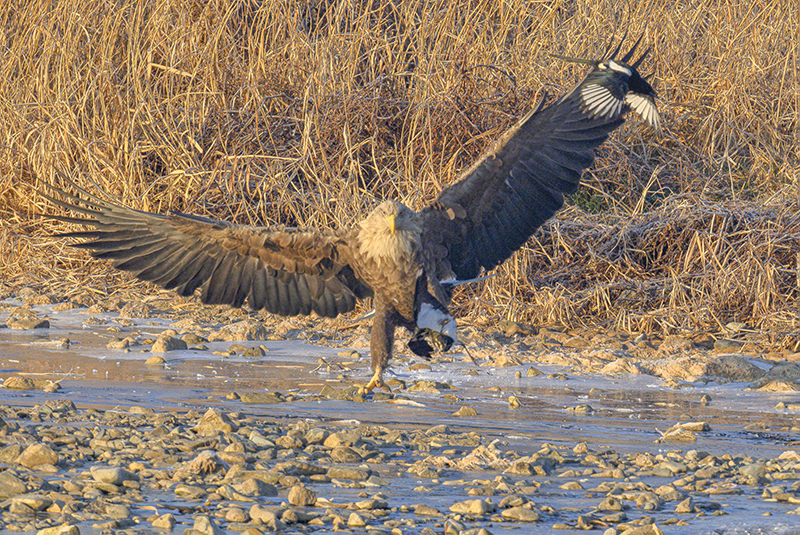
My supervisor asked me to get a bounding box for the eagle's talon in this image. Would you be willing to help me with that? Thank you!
[359,372,392,396]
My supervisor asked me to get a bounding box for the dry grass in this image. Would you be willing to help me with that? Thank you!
[1,0,798,337]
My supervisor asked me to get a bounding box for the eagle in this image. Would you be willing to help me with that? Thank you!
[40,39,660,394]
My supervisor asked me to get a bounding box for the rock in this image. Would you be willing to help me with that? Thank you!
[526,366,543,377]
[330,446,362,463]
[714,339,743,351]
[119,301,152,318]
[652,461,687,476]
[107,337,136,349]
[91,466,137,485]
[151,335,187,352]
[504,456,556,476]
[187,515,225,535]
[739,462,767,479]
[0,470,27,499]
[179,450,230,475]
[408,380,452,392]
[323,432,361,448]
[235,478,277,497]
[623,524,665,535]
[3,376,59,391]
[287,485,316,506]
[16,443,58,468]
[449,499,494,515]
[501,506,539,521]
[209,320,268,341]
[106,503,131,519]
[192,408,238,435]
[675,497,694,513]
[225,507,249,522]
[145,355,166,365]
[12,494,53,511]
[347,512,367,527]
[327,467,371,480]
[656,427,697,443]
[249,504,285,529]
[453,406,478,417]
[598,496,624,511]
[756,380,800,392]
[356,499,388,510]
[152,513,176,529]
[657,335,693,355]
[239,392,285,404]
[415,504,444,516]
[7,317,50,329]
[35,523,80,535]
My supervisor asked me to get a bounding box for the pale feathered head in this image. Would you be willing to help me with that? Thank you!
[358,201,421,263]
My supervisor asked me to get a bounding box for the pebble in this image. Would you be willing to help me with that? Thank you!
[288,484,316,506]
[151,334,187,352]
[151,514,176,529]
[449,498,494,515]
[35,524,79,535]
[188,515,226,535]
[501,506,540,521]
[16,442,58,468]
[192,408,238,435]
[91,466,137,485]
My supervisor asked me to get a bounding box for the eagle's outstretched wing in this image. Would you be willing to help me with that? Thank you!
[419,40,659,280]
[39,181,371,317]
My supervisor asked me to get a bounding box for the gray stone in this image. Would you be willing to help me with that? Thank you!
[192,408,238,436]
[501,506,539,521]
[287,485,316,506]
[11,494,53,511]
[151,513,176,529]
[323,432,361,448]
[449,499,494,515]
[598,496,624,511]
[35,524,79,535]
[151,335,187,352]
[327,467,371,480]
[235,477,277,497]
[105,504,131,519]
[188,515,225,535]
[91,466,137,485]
[16,443,58,468]
[0,471,27,498]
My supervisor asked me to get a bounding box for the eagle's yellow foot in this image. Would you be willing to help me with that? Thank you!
[358,370,392,395]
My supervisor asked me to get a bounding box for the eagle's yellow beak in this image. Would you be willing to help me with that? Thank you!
[386,214,396,235]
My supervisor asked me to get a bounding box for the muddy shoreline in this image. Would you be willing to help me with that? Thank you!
[1,293,799,535]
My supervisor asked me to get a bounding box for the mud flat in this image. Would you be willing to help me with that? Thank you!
[1,294,799,535]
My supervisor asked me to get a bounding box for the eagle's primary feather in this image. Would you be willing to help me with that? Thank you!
[41,38,660,393]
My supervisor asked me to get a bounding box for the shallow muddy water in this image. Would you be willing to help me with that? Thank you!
[1,300,799,534]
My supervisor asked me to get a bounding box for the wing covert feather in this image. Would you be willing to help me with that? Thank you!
[41,184,372,317]
[421,54,656,280]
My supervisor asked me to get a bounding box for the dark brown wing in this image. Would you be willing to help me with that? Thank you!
[40,183,372,317]
[420,46,658,280]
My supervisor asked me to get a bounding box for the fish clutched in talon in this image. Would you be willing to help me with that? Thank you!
[39,36,659,396]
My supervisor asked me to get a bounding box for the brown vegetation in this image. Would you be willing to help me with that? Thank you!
[0,0,798,339]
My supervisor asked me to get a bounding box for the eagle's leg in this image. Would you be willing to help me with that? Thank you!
[360,302,395,395]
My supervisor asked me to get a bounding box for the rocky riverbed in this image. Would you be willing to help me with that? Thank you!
[1,289,799,535]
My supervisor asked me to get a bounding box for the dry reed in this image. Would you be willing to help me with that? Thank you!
[1,0,798,338]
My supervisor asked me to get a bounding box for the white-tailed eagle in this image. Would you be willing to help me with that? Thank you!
[40,39,660,394]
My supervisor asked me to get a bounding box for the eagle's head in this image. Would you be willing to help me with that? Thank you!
[358,201,421,264]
